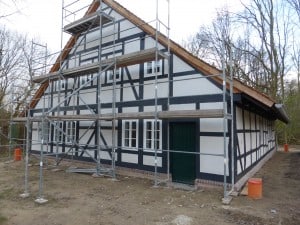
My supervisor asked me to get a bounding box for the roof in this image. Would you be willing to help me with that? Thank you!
[28,0,288,123]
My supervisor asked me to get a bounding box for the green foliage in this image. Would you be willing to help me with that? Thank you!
[277,81,300,144]
[0,215,7,225]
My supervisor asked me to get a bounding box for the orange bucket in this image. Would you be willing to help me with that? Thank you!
[284,144,288,152]
[14,148,22,161]
[248,178,262,199]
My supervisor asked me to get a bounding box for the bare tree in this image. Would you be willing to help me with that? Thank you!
[235,0,291,100]
[0,27,25,106]
[0,0,22,19]
[287,0,300,21]
[0,26,48,115]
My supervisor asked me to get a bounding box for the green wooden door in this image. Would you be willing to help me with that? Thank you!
[170,122,196,185]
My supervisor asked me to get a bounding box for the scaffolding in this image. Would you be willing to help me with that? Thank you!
[13,0,234,203]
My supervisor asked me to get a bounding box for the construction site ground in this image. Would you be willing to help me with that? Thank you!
[0,147,299,225]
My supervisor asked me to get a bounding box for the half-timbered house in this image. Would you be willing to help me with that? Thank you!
[28,0,288,190]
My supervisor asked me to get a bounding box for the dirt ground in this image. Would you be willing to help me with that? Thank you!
[0,147,299,225]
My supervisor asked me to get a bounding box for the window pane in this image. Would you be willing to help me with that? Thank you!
[125,138,129,147]
[132,139,136,147]
[132,121,136,130]
[125,129,129,139]
[146,140,151,148]
[146,130,151,139]
[146,121,152,130]
[125,121,129,130]
[132,130,136,139]
[147,62,152,74]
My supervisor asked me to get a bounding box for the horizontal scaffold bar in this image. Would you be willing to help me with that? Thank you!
[13,109,224,122]
[32,48,167,83]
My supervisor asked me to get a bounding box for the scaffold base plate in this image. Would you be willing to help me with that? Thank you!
[20,192,30,198]
[35,197,48,204]
[222,196,233,205]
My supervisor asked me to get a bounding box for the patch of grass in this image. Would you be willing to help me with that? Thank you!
[0,214,8,225]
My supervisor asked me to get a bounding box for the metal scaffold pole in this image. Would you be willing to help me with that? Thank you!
[95,0,103,177]
[111,18,117,180]
[35,41,48,204]
[153,0,159,188]
[222,37,228,201]
[20,113,30,198]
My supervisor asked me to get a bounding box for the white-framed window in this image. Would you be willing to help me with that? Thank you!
[53,121,63,143]
[143,119,162,151]
[80,74,92,86]
[145,60,162,76]
[55,80,66,91]
[107,68,121,83]
[122,120,138,150]
[66,121,76,144]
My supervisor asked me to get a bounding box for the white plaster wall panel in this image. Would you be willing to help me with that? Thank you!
[51,95,60,107]
[245,133,251,153]
[143,155,162,167]
[246,155,251,169]
[100,86,115,103]
[143,79,168,99]
[35,97,50,109]
[236,107,243,130]
[169,104,195,111]
[81,49,98,62]
[125,64,140,79]
[31,130,39,143]
[78,129,94,144]
[79,89,97,105]
[173,75,221,97]
[143,81,155,99]
[80,109,95,115]
[82,149,95,158]
[99,151,111,160]
[124,37,141,53]
[122,107,139,113]
[200,155,228,175]
[101,130,112,146]
[32,143,41,151]
[122,69,139,82]
[122,153,138,164]
[119,20,142,39]
[102,25,118,44]
[244,110,250,129]
[144,37,164,51]
[79,120,95,127]
[200,136,228,155]
[252,132,257,149]
[122,85,138,102]
[66,94,78,107]
[40,144,49,153]
[237,159,242,174]
[173,55,193,73]
[251,112,256,129]
[53,147,63,154]
[200,118,223,132]
[85,39,99,50]
[144,105,162,112]
[201,102,223,110]
[238,133,244,155]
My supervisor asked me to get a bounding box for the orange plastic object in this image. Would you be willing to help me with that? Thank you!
[248,178,262,199]
[14,148,22,161]
[284,144,289,152]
